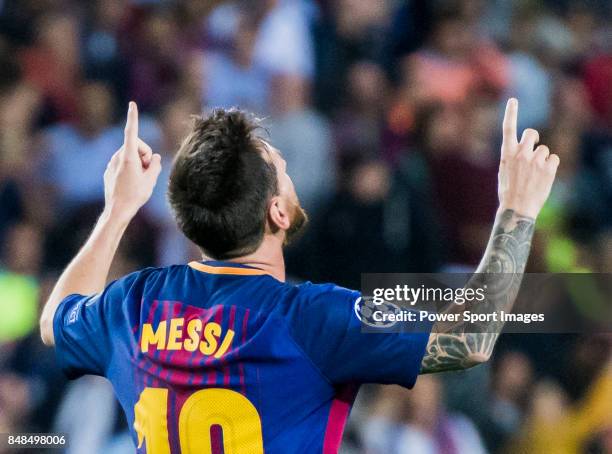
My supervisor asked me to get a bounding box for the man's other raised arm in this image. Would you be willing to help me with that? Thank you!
[420,98,559,374]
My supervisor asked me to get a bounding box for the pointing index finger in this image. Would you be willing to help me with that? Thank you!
[123,101,139,154]
[502,98,518,147]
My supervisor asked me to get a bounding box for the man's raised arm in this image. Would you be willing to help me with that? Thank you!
[39,102,161,346]
[420,98,559,374]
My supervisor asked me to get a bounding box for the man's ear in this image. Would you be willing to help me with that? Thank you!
[268,195,291,232]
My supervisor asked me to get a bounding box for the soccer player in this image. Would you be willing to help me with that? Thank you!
[40,99,558,453]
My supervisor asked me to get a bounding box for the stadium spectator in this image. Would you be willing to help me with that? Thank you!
[510,338,612,453]
[19,13,81,124]
[267,75,335,214]
[363,377,487,454]
[40,81,121,210]
[202,11,270,113]
[82,0,130,106]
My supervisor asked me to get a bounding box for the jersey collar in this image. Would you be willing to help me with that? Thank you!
[188,261,267,276]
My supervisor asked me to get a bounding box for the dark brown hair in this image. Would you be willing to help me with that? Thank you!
[168,109,277,259]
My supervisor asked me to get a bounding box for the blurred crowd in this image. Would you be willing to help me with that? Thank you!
[0,0,611,453]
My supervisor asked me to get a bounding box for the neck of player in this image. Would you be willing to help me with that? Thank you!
[215,233,287,282]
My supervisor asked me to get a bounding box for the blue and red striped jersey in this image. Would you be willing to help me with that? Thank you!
[53,261,430,453]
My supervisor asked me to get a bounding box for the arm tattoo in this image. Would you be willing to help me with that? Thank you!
[420,209,535,374]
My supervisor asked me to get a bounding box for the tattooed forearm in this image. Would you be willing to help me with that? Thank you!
[420,209,535,374]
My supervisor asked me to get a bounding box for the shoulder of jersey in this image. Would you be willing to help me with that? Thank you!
[294,281,360,303]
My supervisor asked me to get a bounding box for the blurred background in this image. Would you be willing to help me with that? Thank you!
[0,0,611,452]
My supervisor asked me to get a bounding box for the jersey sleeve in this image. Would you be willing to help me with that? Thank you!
[290,284,432,388]
[52,270,144,379]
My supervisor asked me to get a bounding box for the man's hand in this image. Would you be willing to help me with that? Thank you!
[104,102,162,221]
[498,98,559,219]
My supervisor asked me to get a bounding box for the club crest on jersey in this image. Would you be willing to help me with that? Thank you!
[353,296,400,328]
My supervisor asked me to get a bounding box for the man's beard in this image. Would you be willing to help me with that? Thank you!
[284,201,308,246]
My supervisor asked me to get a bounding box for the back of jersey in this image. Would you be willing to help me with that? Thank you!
[53,261,430,453]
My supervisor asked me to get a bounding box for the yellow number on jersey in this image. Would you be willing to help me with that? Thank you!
[134,387,264,454]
